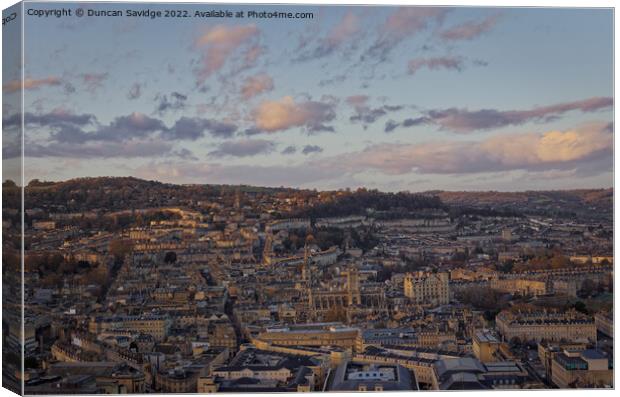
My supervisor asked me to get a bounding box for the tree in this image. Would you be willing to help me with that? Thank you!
[456,287,507,311]
[24,356,39,369]
[573,301,588,314]
[483,309,499,322]
[109,239,133,263]
[164,251,177,264]
[499,260,514,273]
[375,267,393,282]
[579,279,597,298]
[550,252,569,269]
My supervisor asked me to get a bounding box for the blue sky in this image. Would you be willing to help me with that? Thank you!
[3,3,613,191]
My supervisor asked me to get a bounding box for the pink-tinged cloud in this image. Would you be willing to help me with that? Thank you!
[389,96,613,132]
[133,161,336,187]
[328,11,360,47]
[346,95,369,107]
[243,44,263,67]
[195,24,259,80]
[426,97,613,132]
[381,7,448,38]
[241,73,274,99]
[129,123,611,187]
[82,73,108,93]
[333,122,612,175]
[3,77,61,93]
[440,13,501,41]
[364,7,448,61]
[408,56,464,75]
[252,96,336,133]
[295,11,361,62]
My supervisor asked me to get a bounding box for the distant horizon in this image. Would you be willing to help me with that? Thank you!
[6,174,614,194]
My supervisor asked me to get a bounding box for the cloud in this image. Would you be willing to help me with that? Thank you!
[346,95,369,107]
[154,92,188,115]
[384,116,430,132]
[97,113,167,141]
[402,117,431,127]
[63,82,77,95]
[302,145,323,155]
[243,127,264,136]
[50,123,99,144]
[440,13,500,41]
[350,108,389,124]
[23,109,95,128]
[209,139,275,157]
[307,124,335,133]
[429,97,613,132]
[325,11,360,48]
[295,11,361,61]
[3,77,61,93]
[318,73,347,87]
[172,148,198,160]
[347,95,403,126]
[363,7,448,62]
[20,111,164,144]
[252,96,336,133]
[5,110,239,159]
[388,97,613,133]
[384,120,400,133]
[243,44,263,64]
[195,24,259,80]
[473,59,489,67]
[5,114,243,162]
[15,110,237,148]
[164,117,238,140]
[123,122,611,187]
[82,73,108,92]
[133,161,336,187]
[127,83,142,100]
[1,108,95,137]
[281,145,297,155]
[407,56,464,75]
[24,140,175,159]
[333,122,612,175]
[240,73,274,99]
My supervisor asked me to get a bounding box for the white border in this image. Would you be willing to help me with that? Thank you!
[0,1,617,397]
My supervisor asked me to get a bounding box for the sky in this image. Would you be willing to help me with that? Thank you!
[2,2,614,192]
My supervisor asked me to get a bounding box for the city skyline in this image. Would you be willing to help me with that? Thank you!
[2,3,613,192]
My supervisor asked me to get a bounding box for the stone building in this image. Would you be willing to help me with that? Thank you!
[404,272,449,306]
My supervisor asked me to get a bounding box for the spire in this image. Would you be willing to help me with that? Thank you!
[301,238,315,321]
[262,232,273,266]
[302,242,310,282]
[302,234,315,282]
[234,188,241,209]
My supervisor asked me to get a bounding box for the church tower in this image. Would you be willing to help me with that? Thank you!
[301,239,315,321]
[346,267,361,306]
[262,232,273,266]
